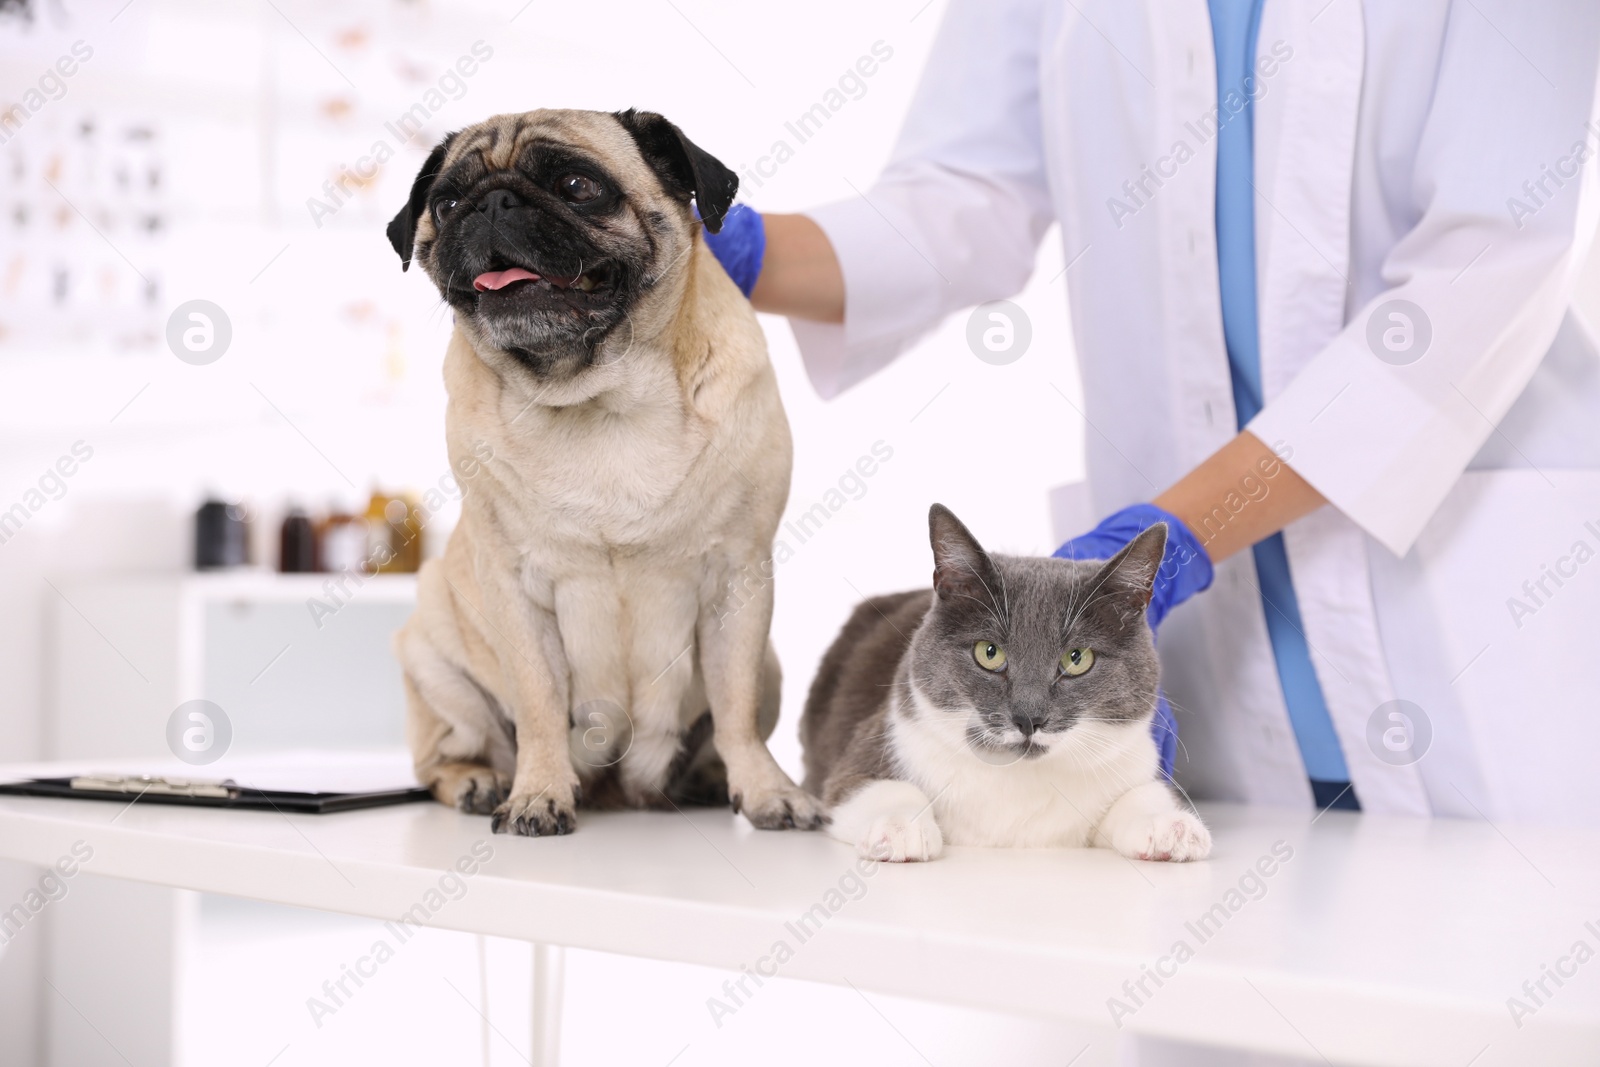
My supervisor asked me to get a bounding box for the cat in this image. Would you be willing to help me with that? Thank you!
[800,504,1211,863]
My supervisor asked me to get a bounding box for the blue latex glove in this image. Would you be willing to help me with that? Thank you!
[1053,503,1214,780]
[701,203,765,298]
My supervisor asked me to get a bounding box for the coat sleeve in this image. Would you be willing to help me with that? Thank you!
[794,0,1056,398]
[1248,5,1600,556]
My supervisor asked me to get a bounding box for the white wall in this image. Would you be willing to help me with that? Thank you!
[0,0,1087,777]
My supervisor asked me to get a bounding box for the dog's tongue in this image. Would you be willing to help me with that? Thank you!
[473,268,540,292]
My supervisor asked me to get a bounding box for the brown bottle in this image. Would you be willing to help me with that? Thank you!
[319,501,368,574]
[367,490,421,574]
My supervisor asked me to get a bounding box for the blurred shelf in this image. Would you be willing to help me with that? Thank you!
[56,568,419,605]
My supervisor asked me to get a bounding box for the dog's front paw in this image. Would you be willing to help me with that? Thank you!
[491,782,578,837]
[1113,809,1212,862]
[859,811,944,863]
[731,781,828,831]
[428,762,511,815]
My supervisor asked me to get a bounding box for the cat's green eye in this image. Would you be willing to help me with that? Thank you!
[973,641,1007,671]
[1061,647,1095,677]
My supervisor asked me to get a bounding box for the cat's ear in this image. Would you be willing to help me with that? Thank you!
[1090,523,1169,612]
[929,504,1003,608]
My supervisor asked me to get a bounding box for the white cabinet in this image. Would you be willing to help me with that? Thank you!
[48,571,415,762]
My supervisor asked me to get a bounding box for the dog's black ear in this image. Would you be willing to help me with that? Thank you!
[387,132,457,271]
[613,109,738,233]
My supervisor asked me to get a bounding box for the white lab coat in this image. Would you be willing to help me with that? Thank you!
[795,0,1600,826]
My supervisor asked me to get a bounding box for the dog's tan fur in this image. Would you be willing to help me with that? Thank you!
[395,110,822,835]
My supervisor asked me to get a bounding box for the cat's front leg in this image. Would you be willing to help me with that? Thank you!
[1094,781,1212,862]
[828,779,945,862]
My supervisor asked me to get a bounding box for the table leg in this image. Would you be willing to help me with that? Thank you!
[531,942,565,1067]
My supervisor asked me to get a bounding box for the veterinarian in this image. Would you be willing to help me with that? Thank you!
[708,0,1600,826]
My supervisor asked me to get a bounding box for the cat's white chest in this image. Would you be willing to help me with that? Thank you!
[888,699,1157,849]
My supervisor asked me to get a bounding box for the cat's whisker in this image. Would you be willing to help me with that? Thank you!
[1060,542,1154,637]
[951,588,1007,636]
[1163,772,1204,817]
[1148,698,1197,767]
[960,557,1010,630]
[1061,585,1139,640]
[995,561,1011,627]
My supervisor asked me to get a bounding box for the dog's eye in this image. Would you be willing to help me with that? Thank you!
[973,641,1007,672]
[558,174,602,203]
[433,199,458,223]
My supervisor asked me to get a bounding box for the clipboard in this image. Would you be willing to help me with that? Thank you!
[0,773,432,814]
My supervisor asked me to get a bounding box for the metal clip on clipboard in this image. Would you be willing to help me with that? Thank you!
[68,774,238,799]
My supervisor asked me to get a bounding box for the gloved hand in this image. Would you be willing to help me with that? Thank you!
[1053,502,1214,781]
[701,203,765,298]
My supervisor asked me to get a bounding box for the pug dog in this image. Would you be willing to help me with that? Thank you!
[387,109,824,837]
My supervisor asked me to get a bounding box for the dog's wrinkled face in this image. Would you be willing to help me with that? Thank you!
[387,108,737,379]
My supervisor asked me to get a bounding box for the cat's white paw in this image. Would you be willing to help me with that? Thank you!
[859,811,944,863]
[1113,809,1212,862]
[829,780,945,862]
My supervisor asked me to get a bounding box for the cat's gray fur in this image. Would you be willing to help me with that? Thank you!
[800,504,1211,863]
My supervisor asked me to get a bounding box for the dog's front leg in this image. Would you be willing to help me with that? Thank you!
[697,571,825,830]
[475,572,580,837]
